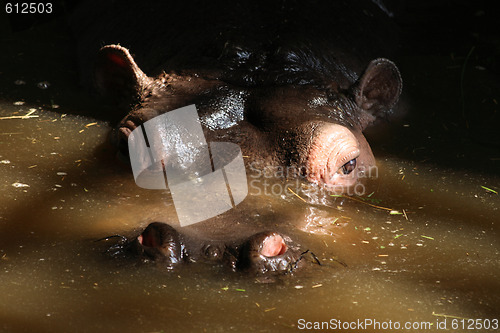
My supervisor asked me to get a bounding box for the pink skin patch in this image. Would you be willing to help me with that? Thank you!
[107,52,129,68]
[260,233,288,257]
[306,123,360,188]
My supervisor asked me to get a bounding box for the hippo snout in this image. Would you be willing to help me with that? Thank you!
[127,222,304,275]
[235,231,303,274]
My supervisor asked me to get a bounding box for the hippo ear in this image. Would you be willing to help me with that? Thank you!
[94,44,151,105]
[354,58,402,123]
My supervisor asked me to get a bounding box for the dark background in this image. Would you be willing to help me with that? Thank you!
[1,0,499,175]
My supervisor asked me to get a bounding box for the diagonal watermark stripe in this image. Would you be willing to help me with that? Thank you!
[127,104,248,226]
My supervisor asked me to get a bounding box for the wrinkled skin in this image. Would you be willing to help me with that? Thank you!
[75,0,402,274]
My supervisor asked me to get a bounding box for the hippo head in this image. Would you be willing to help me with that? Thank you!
[95,44,402,274]
[95,44,402,194]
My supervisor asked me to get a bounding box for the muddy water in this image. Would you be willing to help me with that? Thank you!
[0,100,499,333]
[2,10,500,333]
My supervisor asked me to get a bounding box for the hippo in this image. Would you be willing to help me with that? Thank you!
[74,0,402,274]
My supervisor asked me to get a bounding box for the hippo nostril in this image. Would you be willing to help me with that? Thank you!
[260,233,288,257]
[128,222,184,267]
[138,227,160,248]
[236,231,301,274]
[340,158,356,175]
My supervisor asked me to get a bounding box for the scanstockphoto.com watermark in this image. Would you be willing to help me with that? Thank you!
[297,317,499,331]
[247,162,379,198]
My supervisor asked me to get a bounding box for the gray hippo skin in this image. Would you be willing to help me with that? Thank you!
[75,0,402,274]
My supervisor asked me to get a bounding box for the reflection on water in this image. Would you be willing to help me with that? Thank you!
[0,101,498,332]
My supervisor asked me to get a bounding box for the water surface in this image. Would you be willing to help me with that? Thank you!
[1,9,499,333]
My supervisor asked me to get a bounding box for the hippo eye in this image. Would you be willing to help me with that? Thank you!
[341,158,356,175]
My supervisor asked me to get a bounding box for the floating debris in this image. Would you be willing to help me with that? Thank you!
[37,81,51,89]
[14,80,26,85]
[421,235,434,240]
[221,286,246,292]
[12,182,29,188]
[287,187,307,203]
[0,109,38,120]
[431,312,471,320]
[330,194,394,211]
[0,160,11,164]
[13,101,25,106]
[481,185,498,194]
